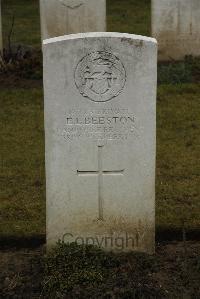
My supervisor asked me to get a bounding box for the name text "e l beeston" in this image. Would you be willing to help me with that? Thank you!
[65,116,135,125]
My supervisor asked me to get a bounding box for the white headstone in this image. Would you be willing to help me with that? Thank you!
[40,0,106,40]
[0,0,2,52]
[152,0,200,61]
[43,32,157,253]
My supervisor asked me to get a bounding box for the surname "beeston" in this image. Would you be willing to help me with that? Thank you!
[66,116,135,125]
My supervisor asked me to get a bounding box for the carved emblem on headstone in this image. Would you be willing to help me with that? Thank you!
[74,51,126,102]
[59,0,83,9]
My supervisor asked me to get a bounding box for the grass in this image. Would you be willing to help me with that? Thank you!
[2,0,41,49]
[0,88,45,237]
[156,84,200,230]
[107,0,151,36]
[0,0,200,237]
[158,56,200,84]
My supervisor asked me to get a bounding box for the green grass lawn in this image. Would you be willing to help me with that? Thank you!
[156,84,200,230]
[2,0,41,49]
[0,0,200,238]
[0,88,45,237]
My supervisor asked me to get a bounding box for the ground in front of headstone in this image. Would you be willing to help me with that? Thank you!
[0,242,200,299]
[0,247,44,299]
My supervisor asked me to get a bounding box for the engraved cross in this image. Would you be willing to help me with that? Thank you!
[77,146,125,221]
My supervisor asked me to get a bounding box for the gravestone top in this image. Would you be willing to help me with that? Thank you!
[152,0,200,60]
[43,32,156,45]
[44,32,157,253]
[40,0,106,40]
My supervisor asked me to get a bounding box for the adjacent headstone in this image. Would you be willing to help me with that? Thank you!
[0,0,2,52]
[43,32,157,253]
[40,0,106,40]
[152,0,200,61]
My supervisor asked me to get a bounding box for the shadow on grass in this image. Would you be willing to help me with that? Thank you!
[2,227,200,250]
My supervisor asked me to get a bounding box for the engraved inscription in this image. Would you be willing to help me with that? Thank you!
[75,52,126,102]
[77,145,125,220]
[61,108,137,141]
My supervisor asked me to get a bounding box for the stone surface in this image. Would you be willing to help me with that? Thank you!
[152,0,200,61]
[43,32,157,253]
[0,0,2,52]
[40,0,106,40]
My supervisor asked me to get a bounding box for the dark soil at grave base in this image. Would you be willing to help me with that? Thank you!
[0,242,200,299]
[0,74,43,89]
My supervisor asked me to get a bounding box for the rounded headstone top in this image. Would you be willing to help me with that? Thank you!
[43,32,157,46]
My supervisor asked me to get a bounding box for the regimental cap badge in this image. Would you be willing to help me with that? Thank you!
[75,51,126,103]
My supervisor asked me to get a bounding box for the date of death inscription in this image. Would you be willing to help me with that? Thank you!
[61,108,138,141]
